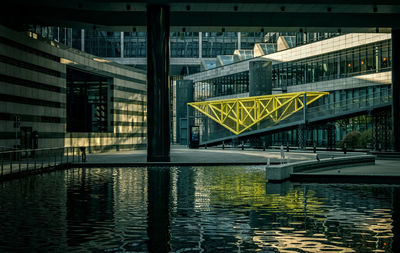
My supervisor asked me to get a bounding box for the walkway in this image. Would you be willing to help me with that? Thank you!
[201,92,391,146]
[83,146,400,183]
[297,159,400,176]
[82,145,361,166]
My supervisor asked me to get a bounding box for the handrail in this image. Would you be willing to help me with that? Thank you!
[0,146,85,179]
[0,147,68,155]
[198,90,391,144]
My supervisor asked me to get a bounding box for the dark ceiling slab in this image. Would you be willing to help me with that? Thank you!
[1,0,400,32]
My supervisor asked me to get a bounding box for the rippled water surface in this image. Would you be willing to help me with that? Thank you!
[0,166,399,252]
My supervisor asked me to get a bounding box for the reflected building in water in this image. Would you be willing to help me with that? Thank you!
[0,167,398,252]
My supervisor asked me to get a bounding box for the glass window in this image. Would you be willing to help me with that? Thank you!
[360,46,367,73]
[353,48,360,74]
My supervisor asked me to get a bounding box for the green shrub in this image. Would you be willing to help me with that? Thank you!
[339,131,362,149]
[359,129,372,148]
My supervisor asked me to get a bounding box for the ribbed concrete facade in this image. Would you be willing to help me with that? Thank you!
[0,26,147,152]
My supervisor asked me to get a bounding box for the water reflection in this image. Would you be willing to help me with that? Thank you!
[0,166,398,252]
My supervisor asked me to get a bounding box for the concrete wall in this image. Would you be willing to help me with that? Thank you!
[287,71,391,93]
[262,33,391,63]
[0,25,147,152]
[0,26,66,149]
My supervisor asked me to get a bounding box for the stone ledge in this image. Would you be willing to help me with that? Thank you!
[266,155,375,182]
[370,151,400,160]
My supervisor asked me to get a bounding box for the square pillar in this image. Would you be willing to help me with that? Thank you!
[147,5,170,162]
[392,29,400,152]
[249,60,272,96]
[176,80,194,145]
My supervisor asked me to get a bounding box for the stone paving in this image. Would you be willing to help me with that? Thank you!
[303,159,400,176]
[82,145,400,177]
[83,145,357,165]
[2,145,399,178]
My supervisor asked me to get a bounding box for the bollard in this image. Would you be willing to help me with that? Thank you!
[41,149,44,169]
[18,151,21,172]
[80,147,86,162]
[9,152,12,175]
[80,147,86,163]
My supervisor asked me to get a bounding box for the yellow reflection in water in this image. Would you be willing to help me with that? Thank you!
[195,166,326,219]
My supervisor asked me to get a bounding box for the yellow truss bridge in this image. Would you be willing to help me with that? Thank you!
[188,91,329,135]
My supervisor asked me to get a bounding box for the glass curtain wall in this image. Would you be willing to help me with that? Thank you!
[202,32,238,57]
[272,40,392,89]
[124,32,147,57]
[84,31,121,57]
[194,72,249,101]
[240,32,266,49]
[171,32,199,57]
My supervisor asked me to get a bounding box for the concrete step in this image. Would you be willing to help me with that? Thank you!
[370,151,400,160]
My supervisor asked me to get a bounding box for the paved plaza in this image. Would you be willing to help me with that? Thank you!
[82,145,400,178]
[84,145,354,165]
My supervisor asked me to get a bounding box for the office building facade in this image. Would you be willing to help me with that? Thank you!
[0,25,147,152]
[182,33,392,150]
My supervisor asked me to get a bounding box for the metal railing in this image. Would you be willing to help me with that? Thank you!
[0,147,84,178]
[197,89,391,144]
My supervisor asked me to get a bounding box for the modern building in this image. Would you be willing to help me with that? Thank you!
[180,33,393,150]
[1,23,395,152]
[29,26,344,144]
[0,25,147,152]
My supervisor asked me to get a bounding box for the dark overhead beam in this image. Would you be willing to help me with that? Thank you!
[170,12,400,28]
[1,3,400,30]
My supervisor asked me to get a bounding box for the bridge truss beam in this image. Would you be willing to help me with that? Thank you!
[188,91,329,135]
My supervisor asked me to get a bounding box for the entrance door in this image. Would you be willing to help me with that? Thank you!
[20,127,32,157]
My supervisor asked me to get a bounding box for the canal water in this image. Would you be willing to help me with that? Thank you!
[0,166,398,252]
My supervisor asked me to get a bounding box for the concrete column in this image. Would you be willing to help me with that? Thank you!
[69,28,72,47]
[107,79,113,132]
[64,28,67,45]
[303,93,307,124]
[249,60,272,96]
[120,32,124,58]
[237,32,241,50]
[176,80,194,145]
[199,32,202,58]
[147,5,170,162]
[81,29,85,52]
[392,29,400,152]
[376,46,380,73]
[298,125,306,150]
